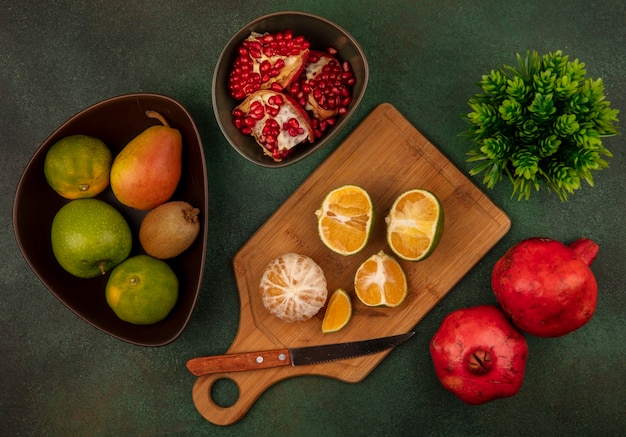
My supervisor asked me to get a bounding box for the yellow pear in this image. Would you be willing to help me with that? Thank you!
[110,111,182,210]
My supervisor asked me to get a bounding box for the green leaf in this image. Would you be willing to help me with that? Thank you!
[461,50,619,201]
[528,92,557,124]
[542,50,568,75]
[533,68,557,95]
[480,69,508,97]
[564,58,587,83]
[554,75,579,100]
[538,135,561,157]
[499,99,524,124]
[480,135,512,160]
[511,148,540,180]
[516,118,540,142]
[506,76,529,102]
[553,113,580,137]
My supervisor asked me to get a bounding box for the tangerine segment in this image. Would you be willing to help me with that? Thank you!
[354,251,408,307]
[316,185,374,256]
[259,253,328,322]
[385,189,444,261]
[322,289,352,333]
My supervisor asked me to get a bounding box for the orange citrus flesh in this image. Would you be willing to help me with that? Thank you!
[316,185,374,256]
[322,289,352,333]
[385,189,444,261]
[259,253,328,322]
[354,251,408,307]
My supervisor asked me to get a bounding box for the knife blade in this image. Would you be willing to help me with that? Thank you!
[186,331,415,376]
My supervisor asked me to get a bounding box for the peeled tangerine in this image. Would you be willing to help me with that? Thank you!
[110,110,182,210]
[492,237,599,337]
[259,253,327,322]
[430,305,528,405]
[139,201,201,259]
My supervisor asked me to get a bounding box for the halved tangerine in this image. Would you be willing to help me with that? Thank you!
[385,189,444,262]
[354,251,408,307]
[315,184,374,256]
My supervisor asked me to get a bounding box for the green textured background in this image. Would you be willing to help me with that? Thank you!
[2,1,624,436]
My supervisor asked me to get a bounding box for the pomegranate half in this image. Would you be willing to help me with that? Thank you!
[491,237,599,337]
[430,305,528,405]
[232,89,314,161]
[228,29,310,100]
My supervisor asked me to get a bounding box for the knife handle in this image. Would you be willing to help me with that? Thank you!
[186,349,292,376]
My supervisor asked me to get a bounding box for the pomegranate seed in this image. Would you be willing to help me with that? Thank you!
[268,94,283,107]
[246,115,259,126]
[265,105,279,117]
[260,60,271,73]
[327,46,338,56]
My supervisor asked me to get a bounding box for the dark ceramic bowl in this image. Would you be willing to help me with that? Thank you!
[13,93,208,347]
[212,11,368,168]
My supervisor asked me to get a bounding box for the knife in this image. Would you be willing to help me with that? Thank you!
[186,332,415,376]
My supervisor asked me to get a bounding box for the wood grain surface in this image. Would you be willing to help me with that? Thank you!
[191,103,511,425]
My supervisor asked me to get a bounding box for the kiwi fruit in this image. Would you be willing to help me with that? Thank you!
[139,201,200,259]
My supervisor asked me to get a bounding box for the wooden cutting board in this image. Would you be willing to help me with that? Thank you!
[191,103,511,425]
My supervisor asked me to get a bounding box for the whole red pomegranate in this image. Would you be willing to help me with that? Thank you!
[430,305,528,405]
[492,237,599,337]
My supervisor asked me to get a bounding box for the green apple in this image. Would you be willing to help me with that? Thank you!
[51,199,132,278]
